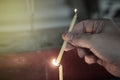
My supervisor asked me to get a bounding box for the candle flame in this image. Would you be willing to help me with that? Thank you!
[74,8,77,13]
[52,59,59,66]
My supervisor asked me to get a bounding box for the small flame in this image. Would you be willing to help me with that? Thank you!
[74,8,77,13]
[52,59,59,66]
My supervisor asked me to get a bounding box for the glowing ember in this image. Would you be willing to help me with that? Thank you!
[74,8,77,13]
[52,59,59,66]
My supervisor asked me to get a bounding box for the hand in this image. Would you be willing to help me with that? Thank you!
[62,19,120,77]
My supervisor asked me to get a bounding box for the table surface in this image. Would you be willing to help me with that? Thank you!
[0,48,119,80]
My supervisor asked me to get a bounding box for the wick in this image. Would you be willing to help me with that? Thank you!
[74,8,77,13]
[52,59,60,67]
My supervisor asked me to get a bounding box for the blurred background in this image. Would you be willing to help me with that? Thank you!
[0,0,120,80]
[1,0,120,53]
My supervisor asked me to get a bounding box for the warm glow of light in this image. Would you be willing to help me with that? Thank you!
[52,59,59,66]
[74,8,77,13]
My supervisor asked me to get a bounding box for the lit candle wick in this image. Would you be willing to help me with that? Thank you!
[52,9,78,80]
[74,8,77,13]
[52,59,63,80]
[52,59,59,66]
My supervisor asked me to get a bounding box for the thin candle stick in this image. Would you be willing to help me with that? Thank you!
[59,65,63,80]
[56,9,77,64]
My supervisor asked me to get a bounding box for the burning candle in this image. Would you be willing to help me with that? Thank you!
[52,9,78,80]
[52,59,63,80]
[56,9,78,64]
[59,65,63,80]
[52,59,59,66]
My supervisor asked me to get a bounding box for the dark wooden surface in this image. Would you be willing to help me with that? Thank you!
[0,48,118,80]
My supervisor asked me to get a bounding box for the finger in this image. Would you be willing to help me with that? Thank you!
[62,32,74,42]
[77,48,86,58]
[84,55,98,64]
[62,32,75,51]
[64,43,74,51]
[63,32,92,49]
[73,19,104,34]
[97,59,120,77]
[97,59,104,66]
[82,20,95,33]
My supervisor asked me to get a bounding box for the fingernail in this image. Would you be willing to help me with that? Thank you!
[84,55,97,64]
[77,49,86,58]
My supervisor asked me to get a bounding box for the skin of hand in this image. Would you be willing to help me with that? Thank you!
[62,19,120,77]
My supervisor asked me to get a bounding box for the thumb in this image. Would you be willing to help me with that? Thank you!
[62,32,93,49]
